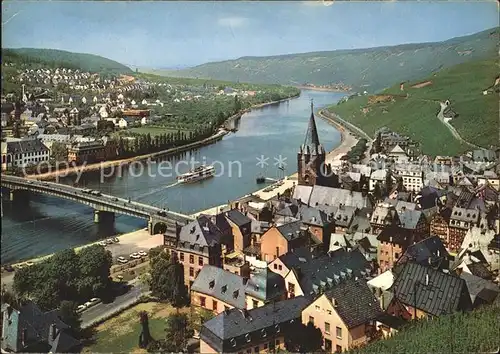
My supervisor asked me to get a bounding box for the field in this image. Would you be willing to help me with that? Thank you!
[350,302,500,354]
[82,302,190,353]
[328,58,499,156]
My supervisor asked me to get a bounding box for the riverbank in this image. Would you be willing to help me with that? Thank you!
[191,108,359,218]
[26,95,300,181]
[294,85,351,93]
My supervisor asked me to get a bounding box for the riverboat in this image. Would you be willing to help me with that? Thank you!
[177,165,215,184]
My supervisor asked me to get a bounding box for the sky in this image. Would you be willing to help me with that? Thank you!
[2,1,498,69]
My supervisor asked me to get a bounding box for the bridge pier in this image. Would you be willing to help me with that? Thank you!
[94,210,115,224]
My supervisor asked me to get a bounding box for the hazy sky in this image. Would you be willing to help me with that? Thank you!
[2,1,498,68]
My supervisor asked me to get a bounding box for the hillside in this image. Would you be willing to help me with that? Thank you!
[149,27,499,92]
[327,57,499,156]
[2,48,132,74]
[349,302,499,354]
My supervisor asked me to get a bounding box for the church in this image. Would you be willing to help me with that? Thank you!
[297,101,339,188]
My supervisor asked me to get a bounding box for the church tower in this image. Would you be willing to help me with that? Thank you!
[298,100,326,186]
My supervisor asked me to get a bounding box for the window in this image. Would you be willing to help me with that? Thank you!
[336,345,343,353]
[273,264,278,270]
[288,282,295,294]
[189,267,194,277]
[200,296,206,307]
[253,300,259,308]
[309,316,314,324]
[327,309,332,315]
[189,255,194,264]
[336,326,342,339]
[179,252,184,261]
[395,253,399,259]
[278,264,282,270]
[198,257,204,266]
[325,322,331,334]
[212,300,218,311]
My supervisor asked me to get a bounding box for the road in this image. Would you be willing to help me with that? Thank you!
[81,283,145,329]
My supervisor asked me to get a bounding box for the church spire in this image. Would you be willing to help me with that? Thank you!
[303,99,322,154]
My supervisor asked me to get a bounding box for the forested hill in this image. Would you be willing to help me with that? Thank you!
[2,48,132,74]
[154,27,499,92]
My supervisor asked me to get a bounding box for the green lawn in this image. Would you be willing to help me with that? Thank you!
[328,58,499,156]
[82,302,190,353]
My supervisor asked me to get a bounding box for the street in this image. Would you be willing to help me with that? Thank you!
[80,283,145,329]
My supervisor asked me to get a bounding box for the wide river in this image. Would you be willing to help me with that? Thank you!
[1,90,345,264]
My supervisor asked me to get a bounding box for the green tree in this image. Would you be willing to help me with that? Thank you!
[163,313,194,352]
[191,308,215,334]
[77,245,113,300]
[59,300,81,333]
[51,141,68,162]
[285,321,323,353]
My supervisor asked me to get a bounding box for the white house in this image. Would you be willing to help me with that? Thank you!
[369,169,388,191]
[68,97,73,104]
[141,99,148,105]
[118,117,137,129]
[388,144,409,163]
[141,116,150,125]
[81,97,87,104]
[1,139,50,170]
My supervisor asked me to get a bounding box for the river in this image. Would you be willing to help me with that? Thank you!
[1,90,346,264]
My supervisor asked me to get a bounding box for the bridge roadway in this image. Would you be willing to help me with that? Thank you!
[1,175,194,234]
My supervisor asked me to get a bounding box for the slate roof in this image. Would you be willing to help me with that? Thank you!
[225,209,252,227]
[472,149,497,163]
[308,186,372,210]
[333,205,357,228]
[191,265,247,308]
[398,209,423,230]
[1,301,79,353]
[459,272,499,305]
[201,296,311,352]
[467,263,493,280]
[323,279,383,329]
[377,227,414,248]
[397,236,449,269]
[178,215,224,249]
[245,268,286,301]
[392,262,471,316]
[5,139,49,155]
[292,249,371,296]
[276,220,305,241]
[297,205,329,226]
[277,247,315,269]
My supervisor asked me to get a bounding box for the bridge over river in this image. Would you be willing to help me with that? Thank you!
[1,175,193,234]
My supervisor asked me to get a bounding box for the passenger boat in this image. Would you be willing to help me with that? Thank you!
[177,165,215,184]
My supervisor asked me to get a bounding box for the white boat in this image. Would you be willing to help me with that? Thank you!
[177,165,215,184]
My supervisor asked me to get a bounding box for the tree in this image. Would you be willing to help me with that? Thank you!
[191,308,215,334]
[59,300,81,333]
[77,245,113,301]
[149,254,187,308]
[51,141,68,162]
[285,321,323,353]
[138,311,152,348]
[163,313,194,352]
[148,245,169,266]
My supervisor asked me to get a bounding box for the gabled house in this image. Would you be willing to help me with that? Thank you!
[301,279,383,353]
[397,207,429,240]
[267,247,315,279]
[1,302,80,353]
[370,203,400,234]
[458,271,499,308]
[388,144,409,163]
[223,209,252,252]
[190,265,286,314]
[283,249,371,299]
[175,216,227,290]
[297,204,335,247]
[200,296,311,354]
[387,262,472,320]
[376,227,414,273]
[260,221,309,263]
[448,206,480,252]
[332,204,357,235]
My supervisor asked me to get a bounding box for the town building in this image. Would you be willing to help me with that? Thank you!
[260,221,309,263]
[393,164,424,192]
[395,236,450,270]
[387,262,472,320]
[1,139,50,170]
[447,206,480,252]
[67,140,105,164]
[199,296,311,354]
[1,302,80,353]
[376,227,414,273]
[301,279,382,353]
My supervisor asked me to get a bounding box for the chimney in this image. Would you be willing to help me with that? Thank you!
[425,273,429,286]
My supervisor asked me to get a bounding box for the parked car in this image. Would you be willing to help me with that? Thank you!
[117,256,128,264]
[116,275,124,281]
[91,191,102,196]
[76,304,87,313]
[138,251,148,257]
[84,301,93,308]
[27,180,34,184]
[105,238,114,244]
[25,261,34,267]
[99,241,107,247]
[112,237,119,243]
[89,297,101,305]
[130,253,141,259]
